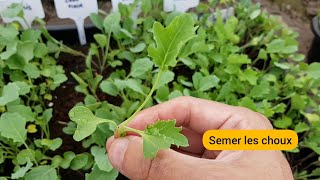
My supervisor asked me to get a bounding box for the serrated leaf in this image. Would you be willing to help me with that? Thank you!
[273,116,292,129]
[0,112,26,143]
[140,120,188,158]
[91,146,113,172]
[148,14,196,68]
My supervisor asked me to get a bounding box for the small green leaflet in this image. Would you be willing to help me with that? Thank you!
[11,160,33,179]
[69,106,116,141]
[0,112,26,143]
[91,146,113,172]
[140,120,188,158]
[0,83,20,106]
[148,13,197,68]
[86,165,118,180]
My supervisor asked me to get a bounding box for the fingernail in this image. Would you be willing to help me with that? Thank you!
[109,138,129,170]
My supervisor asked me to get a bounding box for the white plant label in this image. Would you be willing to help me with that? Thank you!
[54,0,98,45]
[22,0,45,27]
[0,0,44,29]
[111,0,141,20]
[164,0,199,12]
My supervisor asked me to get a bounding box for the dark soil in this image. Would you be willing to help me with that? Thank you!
[50,46,87,179]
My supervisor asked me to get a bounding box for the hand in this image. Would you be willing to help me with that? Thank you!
[106,96,293,180]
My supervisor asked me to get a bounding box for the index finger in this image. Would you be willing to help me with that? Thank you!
[128,96,272,134]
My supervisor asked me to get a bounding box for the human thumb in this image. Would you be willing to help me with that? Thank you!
[106,135,213,179]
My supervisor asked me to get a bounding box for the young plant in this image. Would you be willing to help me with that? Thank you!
[69,14,197,158]
[0,3,88,179]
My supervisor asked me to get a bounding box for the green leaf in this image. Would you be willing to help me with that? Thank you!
[140,120,188,158]
[192,72,220,91]
[17,42,34,62]
[125,79,145,95]
[7,105,35,122]
[249,81,270,99]
[227,54,251,64]
[90,13,104,30]
[52,74,68,85]
[91,146,113,172]
[250,9,261,19]
[15,81,31,95]
[100,81,119,96]
[103,12,121,33]
[23,63,41,79]
[294,122,310,133]
[0,112,26,143]
[69,106,115,141]
[94,34,107,47]
[60,151,76,169]
[267,39,285,53]
[40,138,63,151]
[34,43,48,58]
[168,90,183,100]
[70,153,92,170]
[273,116,292,129]
[148,13,196,68]
[11,160,33,179]
[0,83,20,106]
[156,71,175,89]
[24,166,58,180]
[154,86,169,103]
[7,54,26,69]
[130,58,154,78]
[17,149,35,165]
[308,63,320,79]
[130,43,146,53]
[238,97,257,111]
[86,165,118,180]
[42,109,53,123]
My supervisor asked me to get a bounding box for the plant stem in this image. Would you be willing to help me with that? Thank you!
[23,142,39,166]
[102,31,112,71]
[122,126,144,135]
[120,68,163,128]
[100,118,118,127]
